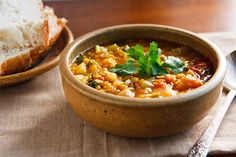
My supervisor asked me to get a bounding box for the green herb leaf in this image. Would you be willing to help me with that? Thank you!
[148,41,163,66]
[138,56,148,77]
[164,56,185,74]
[145,41,165,76]
[109,42,185,77]
[88,80,98,88]
[151,64,168,75]
[75,55,84,64]
[109,60,139,76]
[127,44,144,60]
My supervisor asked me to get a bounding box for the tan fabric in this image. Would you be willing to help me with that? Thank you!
[0,32,236,157]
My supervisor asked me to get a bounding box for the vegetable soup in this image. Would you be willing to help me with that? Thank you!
[70,40,213,98]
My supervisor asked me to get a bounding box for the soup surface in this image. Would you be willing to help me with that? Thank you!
[70,40,213,98]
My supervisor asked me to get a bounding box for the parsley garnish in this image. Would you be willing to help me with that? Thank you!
[109,60,139,76]
[88,80,98,88]
[109,41,185,77]
[164,56,185,74]
[75,55,84,64]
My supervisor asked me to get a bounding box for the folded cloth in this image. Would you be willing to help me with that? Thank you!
[0,32,236,157]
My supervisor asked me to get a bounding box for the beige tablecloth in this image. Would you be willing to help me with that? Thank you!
[0,32,236,157]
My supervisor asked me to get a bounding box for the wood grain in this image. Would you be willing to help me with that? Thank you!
[45,0,236,38]
[44,1,236,157]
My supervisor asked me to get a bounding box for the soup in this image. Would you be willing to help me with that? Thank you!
[70,40,213,98]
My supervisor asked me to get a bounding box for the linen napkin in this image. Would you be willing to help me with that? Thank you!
[0,32,236,157]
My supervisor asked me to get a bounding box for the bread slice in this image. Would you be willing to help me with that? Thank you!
[0,1,66,76]
[0,0,48,50]
[0,46,45,76]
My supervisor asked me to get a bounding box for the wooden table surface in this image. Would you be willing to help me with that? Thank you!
[45,0,236,156]
[45,0,236,38]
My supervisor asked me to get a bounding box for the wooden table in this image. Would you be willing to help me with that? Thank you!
[46,0,236,37]
[45,1,236,156]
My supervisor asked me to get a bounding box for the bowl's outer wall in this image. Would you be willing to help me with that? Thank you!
[60,24,225,137]
[62,76,222,137]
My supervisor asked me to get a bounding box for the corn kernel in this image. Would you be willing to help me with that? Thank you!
[124,79,132,85]
[107,44,119,52]
[118,89,135,97]
[83,58,90,65]
[113,80,126,90]
[139,79,153,88]
[131,77,139,82]
[101,58,117,68]
[73,62,87,75]
[88,64,99,73]
[176,73,185,79]
[103,81,114,92]
[105,73,118,83]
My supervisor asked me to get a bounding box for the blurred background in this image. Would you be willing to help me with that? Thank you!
[43,0,236,37]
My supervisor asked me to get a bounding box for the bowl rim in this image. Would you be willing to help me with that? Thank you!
[60,24,226,107]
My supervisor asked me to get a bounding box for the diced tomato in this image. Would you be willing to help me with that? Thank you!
[164,75,174,84]
[189,66,202,74]
[174,75,203,91]
[153,79,167,88]
[183,77,202,88]
[134,82,140,88]
[196,62,207,67]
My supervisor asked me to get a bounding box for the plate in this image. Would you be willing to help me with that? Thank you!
[0,26,74,87]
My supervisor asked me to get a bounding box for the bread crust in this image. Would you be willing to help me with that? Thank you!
[49,18,66,46]
[0,18,65,76]
[0,46,45,76]
[0,0,67,76]
[43,20,49,47]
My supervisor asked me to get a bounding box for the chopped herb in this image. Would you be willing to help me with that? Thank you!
[110,41,185,77]
[150,64,168,75]
[88,80,98,88]
[142,41,166,76]
[127,44,144,60]
[74,55,84,64]
[148,41,163,66]
[164,56,185,74]
[109,60,139,76]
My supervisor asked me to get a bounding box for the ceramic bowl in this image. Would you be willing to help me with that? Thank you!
[60,24,226,137]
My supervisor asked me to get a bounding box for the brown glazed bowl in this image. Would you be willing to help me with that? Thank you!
[60,24,226,137]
